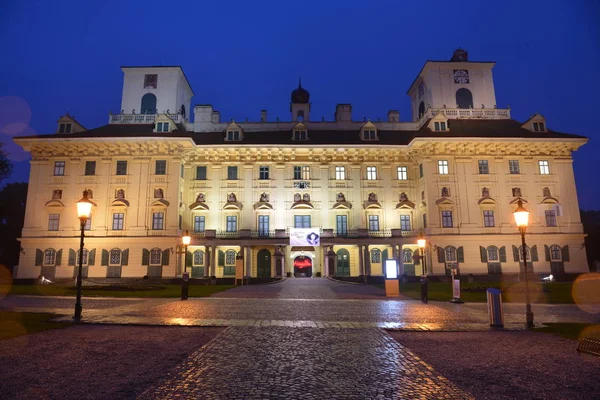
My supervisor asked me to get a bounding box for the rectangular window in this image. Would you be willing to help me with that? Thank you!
[258,215,269,236]
[335,166,346,180]
[44,249,56,265]
[226,216,237,232]
[112,213,124,230]
[294,215,311,228]
[400,215,411,231]
[196,166,207,180]
[533,122,545,132]
[483,210,495,227]
[109,249,121,265]
[397,166,408,180]
[539,160,550,175]
[194,216,205,233]
[84,161,96,176]
[294,166,310,180]
[441,211,453,228]
[434,121,447,131]
[259,166,270,180]
[48,214,60,231]
[227,131,240,141]
[152,212,164,230]
[227,166,238,180]
[336,215,348,235]
[363,130,376,140]
[366,166,377,180]
[155,160,166,175]
[293,131,307,141]
[478,160,489,174]
[116,161,127,175]
[419,164,423,178]
[368,215,380,231]
[509,160,520,174]
[438,160,449,175]
[156,122,169,132]
[54,161,65,176]
[144,74,158,89]
[545,210,557,227]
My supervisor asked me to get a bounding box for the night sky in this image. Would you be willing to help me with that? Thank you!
[1,0,598,209]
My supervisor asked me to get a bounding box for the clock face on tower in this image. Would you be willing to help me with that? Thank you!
[453,69,469,84]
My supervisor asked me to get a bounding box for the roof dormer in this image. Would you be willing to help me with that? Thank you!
[427,112,449,132]
[225,121,243,141]
[522,114,547,132]
[56,112,86,134]
[154,114,176,133]
[292,122,308,141]
[360,121,378,141]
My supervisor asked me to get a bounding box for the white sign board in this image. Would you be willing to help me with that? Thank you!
[289,228,321,246]
[452,279,461,299]
[385,259,398,280]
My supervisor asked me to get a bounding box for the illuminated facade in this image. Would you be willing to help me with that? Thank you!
[14,50,588,280]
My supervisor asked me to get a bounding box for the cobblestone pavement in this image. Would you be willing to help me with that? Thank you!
[138,326,474,400]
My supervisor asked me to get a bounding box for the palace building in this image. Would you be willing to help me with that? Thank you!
[14,49,588,281]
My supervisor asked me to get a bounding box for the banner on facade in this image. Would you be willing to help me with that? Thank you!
[289,228,321,246]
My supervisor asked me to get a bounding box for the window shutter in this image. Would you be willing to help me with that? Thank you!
[68,249,76,266]
[499,246,507,263]
[457,247,464,263]
[101,250,109,266]
[544,245,551,262]
[382,249,388,263]
[35,249,43,266]
[414,252,420,265]
[531,245,538,262]
[89,249,96,266]
[186,251,193,266]
[218,250,225,266]
[562,245,570,262]
[162,249,170,266]
[122,249,129,266]
[56,249,63,266]
[142,249,149,266]
[437,247,445,263]
[480,246,488,263]
[512,245,519,262]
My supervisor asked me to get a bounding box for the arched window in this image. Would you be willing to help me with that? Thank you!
[418,101,425,118]
[445,246,457,262]
[518,245,531,261]
[109,249,122,265]
[297,110,304,122]
[150,248,162,265]
[180,104,186,118]
[550,245,561,261]
[44,249,56,265]
[371,249,381,263]
[487,246,499,262]
[77,248,89,265]
[193,250,205,265]
[225,250,236,265]
[402,248,413,263]
[441,187,450,197]
[456,88,473,109]
[141,93,157,114]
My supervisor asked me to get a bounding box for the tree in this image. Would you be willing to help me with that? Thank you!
[0,182,27,273]
[0,141,12,185]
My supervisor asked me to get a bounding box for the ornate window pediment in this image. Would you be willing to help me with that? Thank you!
[396,192,415,209]
[151,199,170,207]
[111,199,130,207]
[541,196,559,204]
[478,197,497,205]
[435,197,453,206]
[225,121,243,141]
[360,121,378,141]
[45,199,65,208]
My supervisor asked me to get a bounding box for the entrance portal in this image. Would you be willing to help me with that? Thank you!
[293,256,312,277]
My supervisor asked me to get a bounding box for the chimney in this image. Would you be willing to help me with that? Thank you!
[211,111,220,124]
[334,104,352,122]
[387,110,400,123]
[261,110,267,122]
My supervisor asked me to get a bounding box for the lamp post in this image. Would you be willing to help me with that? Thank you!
[181,230,191,300]
[513,198,534,328]
[417,236,428,304]
[74,190,93,323]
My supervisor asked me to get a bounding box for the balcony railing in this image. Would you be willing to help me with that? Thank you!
[216,230,240,239]
[367,230,392,238]
[108,112,181,124]
[416,107,511,128]
[250,230,276,238]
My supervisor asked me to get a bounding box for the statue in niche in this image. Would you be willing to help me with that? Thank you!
[196,193,205,203]
[543,187,551,197]
[260,192,269,203]
[116,189,125,199]
[441,187,449,197]
[512,187,521,197]
[294,193,301,202]
[52,190,62,200]
[86,189,93,199]
[399,192,408,202]
[227,193,237,202]
[302,193,310,202]
[336,193,346,202]
[482,187,490,198]
[154,188,164,199]
[368,193,378,202]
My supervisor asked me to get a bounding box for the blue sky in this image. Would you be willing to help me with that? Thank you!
[1,0,599,208]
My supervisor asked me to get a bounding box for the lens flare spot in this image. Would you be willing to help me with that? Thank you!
[579,324,600,341]
[0,264,12,300]
[572,273,600,314]
[502,281,545,304]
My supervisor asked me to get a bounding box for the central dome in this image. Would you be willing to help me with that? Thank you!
[291,80,310,103]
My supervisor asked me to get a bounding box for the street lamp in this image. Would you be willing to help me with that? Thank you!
[418,235,428,304]
[181,230,191,300]
[74,190,93,323]
[513,198,534,328]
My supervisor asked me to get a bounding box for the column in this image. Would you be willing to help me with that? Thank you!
[245,246,252,277]
[358,244,364,276]
[322,246,328,277]
[363,245,371,276]
[210,245,217,277]
[203,246,210,277]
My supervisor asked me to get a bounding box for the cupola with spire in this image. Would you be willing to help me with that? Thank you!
[290,79,311,121]
[291,79,310,103]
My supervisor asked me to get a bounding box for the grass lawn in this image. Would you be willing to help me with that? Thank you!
[1,284,235,298]
[534,323,600,341]
[0,311,72,340]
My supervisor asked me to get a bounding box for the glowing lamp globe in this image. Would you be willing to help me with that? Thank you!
[513,199,530,228]
[76,191,93,220]
[417,238,426,249]
[182,230,191,246]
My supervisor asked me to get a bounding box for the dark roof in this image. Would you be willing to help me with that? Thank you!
[14,119,586,145]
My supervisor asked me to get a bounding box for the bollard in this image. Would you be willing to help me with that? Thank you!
[181,272,190,300]
[486,288,504,327]
[420,275,428,304]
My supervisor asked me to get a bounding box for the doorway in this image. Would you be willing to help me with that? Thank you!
[257,249,272,278]
[294,256,312,277]
[336,249,350,277]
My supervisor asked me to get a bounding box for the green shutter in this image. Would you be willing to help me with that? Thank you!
[89,249,96,266]
[544,245,551,262]
[480,246,487,263]
[68,249,76,266]
[35,249,43,266]
[142,249,149,266]
[562,245,570,262]
[499,246,507,263]
[218,250,225,266]
[162,249,170,266]
[122,249,129,266]
[437,247,445,263]
[101,249,109,266]
[531,245,538,262]
[186,251,193,266]
[56,249,63,266]
[512,245,519,262]
[457,247,464,263]
[382,249,388,263]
